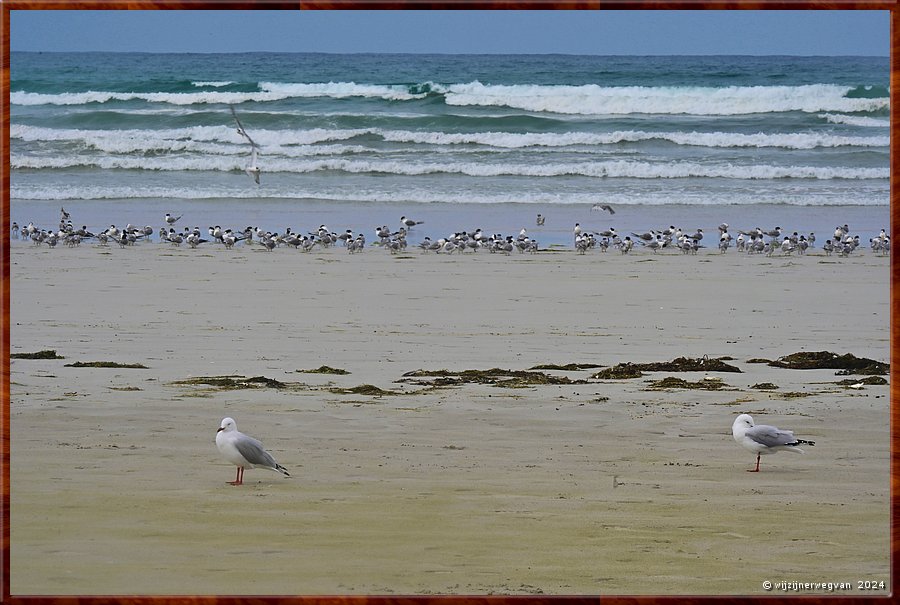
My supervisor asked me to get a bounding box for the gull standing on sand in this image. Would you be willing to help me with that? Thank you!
[216,417,290,486]
[231,106,261,184]
[165,213,182,226]
[731,414,815,472]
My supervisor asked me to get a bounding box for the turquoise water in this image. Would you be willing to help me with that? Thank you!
[10,52,890,247]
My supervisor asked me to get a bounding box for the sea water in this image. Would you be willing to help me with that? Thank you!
[10,52,890,247]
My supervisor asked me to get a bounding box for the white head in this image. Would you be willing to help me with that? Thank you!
[217,417,237,434]
[732,414,754,436]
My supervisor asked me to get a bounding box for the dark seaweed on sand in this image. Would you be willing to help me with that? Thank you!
[65,361,148,369]
[172,375,291,389]
[635,356,742,372]
[297,365,350,375]
[768,351,888,375]
[836,376,888,386]
[593,356,741,380]
[646,376,730,391]
[401,368,589,388]
[528,363,603,371]
[592,364,645,379]
[11,350,64,359]
[328,384,399,396]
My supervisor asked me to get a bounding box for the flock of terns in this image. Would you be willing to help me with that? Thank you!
[215,411,816,486]
[11,206,891,259]
[10,207,541,255]
[573,221,890,257]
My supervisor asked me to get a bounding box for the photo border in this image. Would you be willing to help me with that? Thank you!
[1,2,896,603]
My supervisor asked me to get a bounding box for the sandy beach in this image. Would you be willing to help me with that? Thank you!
[8,240,890,596]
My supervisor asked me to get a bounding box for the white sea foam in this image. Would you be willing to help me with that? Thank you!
[11,124,374,149]
[258,81,427,101]
[10,81,428,106]
[191,81,235,87]
[10,183,888,207]
[11,82,890,116]
[378,128,888,150]
[12,154,887,180]
[444,82,890,116]
[820,113,890,128]
[12,124,888,153]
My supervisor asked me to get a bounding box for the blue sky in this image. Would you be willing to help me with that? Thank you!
[11,10,889,56]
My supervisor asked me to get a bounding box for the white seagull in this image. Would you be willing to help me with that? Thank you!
[230,106,261,184]
[215,417,290,485]
[731,414,815,472]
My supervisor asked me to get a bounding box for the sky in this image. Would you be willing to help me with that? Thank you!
[10,10,890,56]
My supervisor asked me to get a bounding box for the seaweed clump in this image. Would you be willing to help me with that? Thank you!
[836,376,888,386]
[636,356,742,373]
[65,361,148,369]
[768,351,888,375]
[751,383,779,390]
[11,350,64,360]
[593,356,741,380]
[646,376,729,391]
[328,384,398,396]
[401,368,588,388]
[528,363,603,371]
[171,375,291,389]
[592,364,645,380]
[297,365,350,375]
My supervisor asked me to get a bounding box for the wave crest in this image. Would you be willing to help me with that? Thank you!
[12,81,890,116]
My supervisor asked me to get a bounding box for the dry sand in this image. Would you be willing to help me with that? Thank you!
[8,240,890,595]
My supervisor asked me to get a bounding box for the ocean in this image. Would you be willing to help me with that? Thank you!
[9,52,890,248]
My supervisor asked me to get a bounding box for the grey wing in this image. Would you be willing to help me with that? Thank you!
[745,424,798,447]
[230,105,245,131]
[230,106,258,147]
[234,435,278,468]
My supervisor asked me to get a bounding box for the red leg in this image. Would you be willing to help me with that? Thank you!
[746,454,761,473]
[228,466,244,485]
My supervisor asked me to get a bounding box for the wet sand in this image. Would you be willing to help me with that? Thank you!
[8,240,890,595]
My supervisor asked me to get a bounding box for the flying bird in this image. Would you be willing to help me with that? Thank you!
[230,105,261,184]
